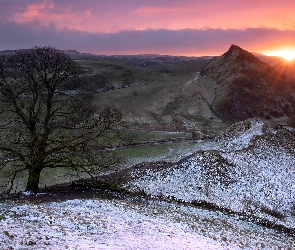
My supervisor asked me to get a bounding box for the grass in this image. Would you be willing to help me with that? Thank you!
[0,130,202,194]
[116,144,171,159]
[39,168,78,187]
[123,130,191,143]
[91,66,229,132]
[77,59,158,92]
[116,140,207,163]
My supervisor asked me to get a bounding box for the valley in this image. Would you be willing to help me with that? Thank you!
[1,45,295,249]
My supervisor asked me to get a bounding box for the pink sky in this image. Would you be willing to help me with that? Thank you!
[1,0,295,56]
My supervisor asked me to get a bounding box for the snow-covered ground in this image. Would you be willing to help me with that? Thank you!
[124,119,295,230]
[1,119,294,249]
[1,194,294,249]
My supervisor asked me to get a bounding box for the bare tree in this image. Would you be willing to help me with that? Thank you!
[0,46,122,193]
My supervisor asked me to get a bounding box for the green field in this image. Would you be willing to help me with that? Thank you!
[0,129,210,194]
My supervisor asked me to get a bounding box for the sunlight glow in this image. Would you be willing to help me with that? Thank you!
[263,48,295,61]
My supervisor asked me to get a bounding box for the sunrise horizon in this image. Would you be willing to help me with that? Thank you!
[2,42,295,63]
[76,47,295,62]
[1,1,295,59]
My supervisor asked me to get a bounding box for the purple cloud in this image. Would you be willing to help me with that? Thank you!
[1,20,295,56]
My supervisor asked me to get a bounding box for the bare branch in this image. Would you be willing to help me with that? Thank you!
[0,46,122,192]
[4,167,27,194]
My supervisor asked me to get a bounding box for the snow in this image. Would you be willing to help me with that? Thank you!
[1,119,295,249]
[1,196,294,249]
[0,198,231,249]
[228,120,263,149]
[212,119,265,151]
[124,119,295,230]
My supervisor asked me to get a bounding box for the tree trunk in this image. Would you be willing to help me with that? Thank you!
[25,168,42,193]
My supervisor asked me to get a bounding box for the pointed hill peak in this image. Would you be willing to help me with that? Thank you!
[224,44,247,58]
[199,44,295,121]
[200,44,271,79]
[222,44,262,64]
[227,44,245,52]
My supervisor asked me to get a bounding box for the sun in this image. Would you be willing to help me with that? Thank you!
[263,48,295,61]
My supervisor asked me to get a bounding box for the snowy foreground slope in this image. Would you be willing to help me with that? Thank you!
[124,119,295,231]
[1,195,294,249]
[1,118,295,249]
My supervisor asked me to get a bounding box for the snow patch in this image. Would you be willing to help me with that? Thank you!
[124,119,295,230]
[1,197,294,249]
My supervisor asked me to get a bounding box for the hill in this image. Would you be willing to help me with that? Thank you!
[77,45,295,132]
[200,45,295,121]
[2,47,295,132]
[99,118,295,234]
[77,55,222,134]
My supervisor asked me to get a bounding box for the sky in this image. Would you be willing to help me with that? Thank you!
[1,0,295,56]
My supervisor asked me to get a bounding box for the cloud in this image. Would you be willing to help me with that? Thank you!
[14,0,55,22]
[3,0,295,33]
[133,6,185,16]
[1,21,295,55]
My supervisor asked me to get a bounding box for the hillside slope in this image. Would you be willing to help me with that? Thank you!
[3,48,295,128]
[122,119,295,231]
[88,56,225,133]
[1,192,294,249]
[86,46,295,131]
